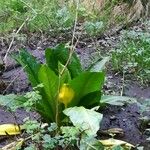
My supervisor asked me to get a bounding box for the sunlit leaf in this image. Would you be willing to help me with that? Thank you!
[58,62,71,84]
[99,139,134,148]
[45,44,82,78]
[89,57,110,72]
[38,65,58,101]
[100,95,137,106]
[64,106,103,136]
[38,65,59,122]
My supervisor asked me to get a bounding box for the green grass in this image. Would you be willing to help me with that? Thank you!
[111,29,150,82]
[0,0,96,33]
[0,0,75,33]
[0,0,130,35]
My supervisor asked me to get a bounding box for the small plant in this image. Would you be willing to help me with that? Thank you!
[21,117,105,149]
[14,43,105,125]
[111,30,150,82]
[55,6,74,28]
[0,0,132,34]
[0,0,75,32]
[10,43,135,125]
[84,21,104,36]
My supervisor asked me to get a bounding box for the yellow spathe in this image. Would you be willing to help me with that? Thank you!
[58,84,74,108]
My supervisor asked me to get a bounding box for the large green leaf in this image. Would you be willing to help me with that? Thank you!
[63,106,103,136]
[100,95,137,106]
[14,49,41,87]
[68,72,105,106]
[45,44,82,78]
[38,65,59,101]
[35,91,56,122]
[0,94,26,111]
[38,65,59,121]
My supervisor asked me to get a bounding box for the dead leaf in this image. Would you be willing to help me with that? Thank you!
[0,124,21,136]
[99,138,135,148]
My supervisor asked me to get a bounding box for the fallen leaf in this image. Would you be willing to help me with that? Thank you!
[0,124,21,135]
[99,138,135,148]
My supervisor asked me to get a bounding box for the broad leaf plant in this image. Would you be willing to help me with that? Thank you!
[0,44,136,137]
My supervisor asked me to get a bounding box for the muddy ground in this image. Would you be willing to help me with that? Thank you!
[0,22,150,148]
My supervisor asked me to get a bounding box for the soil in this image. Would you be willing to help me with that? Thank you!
[99,104,149,145]
[0,21,150,149]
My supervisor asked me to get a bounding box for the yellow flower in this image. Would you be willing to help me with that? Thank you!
[58,84,74,108]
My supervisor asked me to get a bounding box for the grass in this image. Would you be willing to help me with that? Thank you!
[111,29,150,83]
[0,0,73,33]
[0,0,131,35]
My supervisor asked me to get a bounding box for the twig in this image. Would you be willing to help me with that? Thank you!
[120,71,125,96]
[3,17,29,67]
[60,0,79,76]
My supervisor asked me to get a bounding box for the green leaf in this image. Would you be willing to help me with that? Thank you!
[68,72,105,106]
[63,106,103,136]
[0,94,26,111]
[38,65,59,122]
[45,44,82,78]
[100,95,137,106]
[10,0,26,13]
[85,141,104,150]
[80,137,104,150]
[61,126,80,139]
[58,62,71,84]
[38,65,59,101]
[79,91,101,108]
[14,49,41,87]
[89,57,110,72]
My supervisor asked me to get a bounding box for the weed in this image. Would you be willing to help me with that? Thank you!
[84,21,104,36]
[111,30,150,82]
[22,117,104,149]
[0,0,74,33]
[0,0,130,35]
